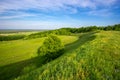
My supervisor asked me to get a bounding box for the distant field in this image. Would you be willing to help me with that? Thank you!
[0,29,48,33]
[0,31,38,36]
[0,31,41,36]
[0,35,78,66]
[0,29,50,36]
[15,31,120,80]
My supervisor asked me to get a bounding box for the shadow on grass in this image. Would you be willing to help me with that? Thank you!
[64,31,97,53]
[0,31,97,80]
[0,56,47,80]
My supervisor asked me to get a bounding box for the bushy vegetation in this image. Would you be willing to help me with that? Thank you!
[27,29,71,39]
[61,24,120,33]
[15,31,120,80]
[38,35,64,60]
[0,24,119,41]
[0,35,25,41]
[27,24,120,39]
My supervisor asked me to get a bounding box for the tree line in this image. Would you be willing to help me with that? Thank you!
[28,24,120,39]
[0,35,25,41]
[0,24,119,41]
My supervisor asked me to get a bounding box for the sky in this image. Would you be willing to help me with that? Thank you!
[0,0,120,29]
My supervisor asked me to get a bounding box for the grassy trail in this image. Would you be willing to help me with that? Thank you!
[64,32,96,53]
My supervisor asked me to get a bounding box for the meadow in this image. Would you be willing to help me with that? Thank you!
[0,35,78,66]
[15,31,120,80]
[0,31,78,80]
[0,26,120,80]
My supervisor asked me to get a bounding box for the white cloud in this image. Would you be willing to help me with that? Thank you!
[0,0,118,20]
[0,19,80,29]
[94,0,117,6]
[0,0,117,13]
[89,9,113,16]
[0,12,37,19]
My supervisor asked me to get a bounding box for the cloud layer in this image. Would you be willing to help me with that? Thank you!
[0,0,117,13]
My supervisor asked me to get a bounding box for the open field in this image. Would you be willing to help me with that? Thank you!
[0,35,78,66]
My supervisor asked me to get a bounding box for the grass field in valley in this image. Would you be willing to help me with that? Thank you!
[0,35,78,66]
[0,35,78,80]
[15,31,120,80]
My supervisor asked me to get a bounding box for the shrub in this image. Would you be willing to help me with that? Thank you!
[38,35,64,60]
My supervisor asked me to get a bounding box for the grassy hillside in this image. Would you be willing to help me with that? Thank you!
[0,35,78,66]
[15,31,120,80]
[0,35,78,80]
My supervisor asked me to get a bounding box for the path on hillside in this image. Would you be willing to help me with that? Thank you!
[64,32,96,54]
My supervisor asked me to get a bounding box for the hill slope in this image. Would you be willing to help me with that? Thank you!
[0,36,78,66]
[15,31,120,80]
[0,35,78,80]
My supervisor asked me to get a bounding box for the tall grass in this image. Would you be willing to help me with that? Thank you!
[15,31,120,80]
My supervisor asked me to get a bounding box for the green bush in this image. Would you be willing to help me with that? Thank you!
[38,35,64,60]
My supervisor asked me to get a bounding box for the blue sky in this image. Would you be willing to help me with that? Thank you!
[0,0,120,29]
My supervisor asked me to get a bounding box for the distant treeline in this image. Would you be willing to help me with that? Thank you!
[28,24,120,39]
[0,29,47,34]
[0,35,25,41]
[27,29,71,39]
[65,24,120,33]
[0,24,120,41]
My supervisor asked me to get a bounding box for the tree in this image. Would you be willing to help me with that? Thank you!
[38,35,64,60]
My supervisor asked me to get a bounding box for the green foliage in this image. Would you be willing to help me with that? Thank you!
[61,24,120,33]
[38,35,64,60]
[27,24,120,39]
[0,35,25,41]
[27,29,72,39]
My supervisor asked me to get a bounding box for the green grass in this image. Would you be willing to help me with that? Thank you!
[15,31,120,80]
[0,35,78,66]
[0,31,41,36]
[0,38,44,66]
[0,35,78,80]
